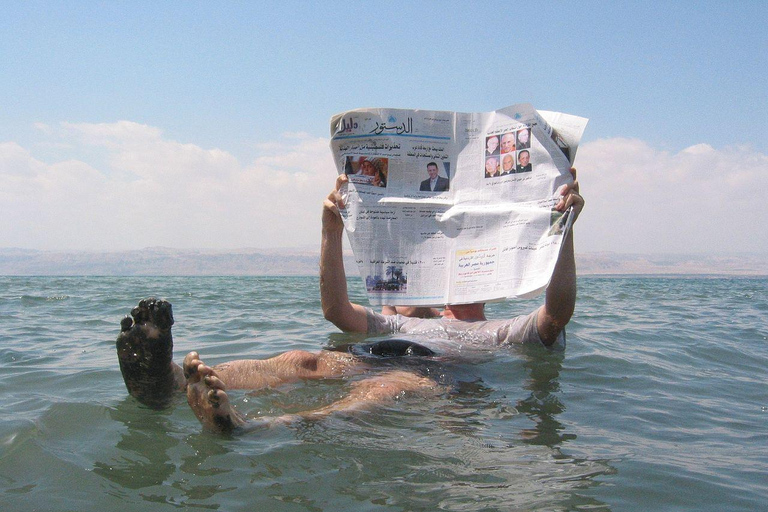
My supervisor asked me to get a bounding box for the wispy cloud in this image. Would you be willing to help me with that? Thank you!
[1,123,765,253]
[0,122,336,250]
[576,138,767,253]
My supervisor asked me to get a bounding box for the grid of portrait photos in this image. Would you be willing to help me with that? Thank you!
[484,126,532,179]
[344,155,389,187]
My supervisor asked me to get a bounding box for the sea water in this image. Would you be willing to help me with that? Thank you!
[0,276,765,511]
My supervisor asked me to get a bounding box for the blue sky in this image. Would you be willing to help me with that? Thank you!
[1,2,766,253]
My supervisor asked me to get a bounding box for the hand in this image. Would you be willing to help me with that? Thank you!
[555,167,584,223]
[322,174,348,233]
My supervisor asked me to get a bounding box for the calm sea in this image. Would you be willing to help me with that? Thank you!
[0,276,765,511]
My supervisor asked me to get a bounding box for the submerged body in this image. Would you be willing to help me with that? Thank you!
[364,308,565,353]
[116,298,559,432]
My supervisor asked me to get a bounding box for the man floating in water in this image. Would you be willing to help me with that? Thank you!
[117,297,441,431]
[116,171,584,433]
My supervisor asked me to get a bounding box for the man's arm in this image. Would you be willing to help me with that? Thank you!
[537,168,584,345]
[320,175,369,333]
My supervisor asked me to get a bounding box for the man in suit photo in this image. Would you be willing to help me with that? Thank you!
[419,161,450,192]
[516,150,532,173]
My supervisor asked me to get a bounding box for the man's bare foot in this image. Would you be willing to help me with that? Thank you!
[184,352,246,433]
[116,298,185,409]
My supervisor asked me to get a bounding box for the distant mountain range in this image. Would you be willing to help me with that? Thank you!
[0,247,766,276]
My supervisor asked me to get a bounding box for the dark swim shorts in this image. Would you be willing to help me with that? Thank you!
[330,339,436,358]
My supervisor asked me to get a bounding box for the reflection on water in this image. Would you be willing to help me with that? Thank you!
[516,345,576,447]
[94,399,182,489]
[94,398,240,507]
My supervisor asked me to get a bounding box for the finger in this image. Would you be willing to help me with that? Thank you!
[555,196,567,212]
[570,168,580,194]
[326,187,346,208]
[564,193,585,216]
[558,179,579,198]
[323,196,342,213]
[556,198,573,214]
[564,167,580,194]
[322,199,343,222]
[335,174,348,191]
[556,189,584,213]
[557,181,574,199]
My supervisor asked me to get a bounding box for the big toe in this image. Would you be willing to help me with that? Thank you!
[131,297,153,323]
[183,354,204,381]
[183,351,200,377]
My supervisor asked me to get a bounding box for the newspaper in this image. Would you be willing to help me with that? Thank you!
[329,104,588,306]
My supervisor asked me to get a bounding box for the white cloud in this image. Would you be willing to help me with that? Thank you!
[575,138,767,253]
[0,122,336,250]
[1,125,765,254]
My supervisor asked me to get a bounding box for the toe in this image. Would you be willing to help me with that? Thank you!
[183,352,201,378]
[204,374,225,391]
[131,298,152,324]
[149,299,174,330]
[197,364,215,380]
[120,316,134,332]
[208,388,222,408]
[185,360,202,381]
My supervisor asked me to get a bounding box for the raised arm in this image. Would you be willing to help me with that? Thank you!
[537,168,584,345]
[320,175,370,333]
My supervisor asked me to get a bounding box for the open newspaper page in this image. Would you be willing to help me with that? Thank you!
[329,104,588,306]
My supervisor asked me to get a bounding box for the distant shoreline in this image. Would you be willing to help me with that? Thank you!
[0,248,766,277]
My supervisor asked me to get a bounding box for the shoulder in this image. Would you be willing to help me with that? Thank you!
[365,308,422,334]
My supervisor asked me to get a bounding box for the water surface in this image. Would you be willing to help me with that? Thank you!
[0,276,766,511]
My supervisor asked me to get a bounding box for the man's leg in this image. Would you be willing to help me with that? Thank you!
[293,369,441,419]
[210,349,363,390]
[184,352,442,433]
[183,350,364,432]
[117,298,364,408]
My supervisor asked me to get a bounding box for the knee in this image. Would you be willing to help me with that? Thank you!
[279,350,319,372]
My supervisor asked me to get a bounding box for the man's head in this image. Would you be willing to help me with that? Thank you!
[501,133,516,153]
[427,162,439,180]
[485,157,498,175]
[443,302,486,321]
[391,306,441,318]
[502,154,514,172]
[518,150,530,167]
[486,136,499,153]
[517,128,529,145]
